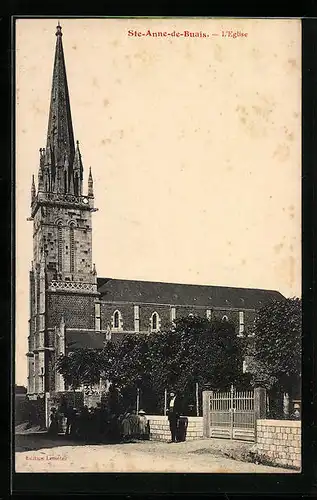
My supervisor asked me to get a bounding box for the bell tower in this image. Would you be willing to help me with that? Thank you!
[27,23,99,396]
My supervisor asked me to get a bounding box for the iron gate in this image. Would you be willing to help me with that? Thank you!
[209,386,255,441]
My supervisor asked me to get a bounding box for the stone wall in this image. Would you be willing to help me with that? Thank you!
[147,415,203,442]
[256,419,301,469]
[98,302,257,336]
[47,293,96,329]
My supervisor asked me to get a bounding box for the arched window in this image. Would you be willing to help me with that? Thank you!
[112,310,123,331]
[150,312,160,332]
[69,223,75,273]
[114,311,119,329]
[57,221,63,272]
[222,315,228,322]
[152,313,157,330]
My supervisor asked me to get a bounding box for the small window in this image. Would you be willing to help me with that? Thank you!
[150,312,160,332]
[112,310,123,331]
[114,311,119,329]
[222,315,228,322]
[152,313,157,330]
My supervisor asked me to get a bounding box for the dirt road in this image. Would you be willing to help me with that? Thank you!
[15,434,296,473]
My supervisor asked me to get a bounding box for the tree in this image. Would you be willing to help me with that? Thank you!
[55,347,104,390]
[146,316,244,412]
[247,298,301,414]
[56,315,245,414]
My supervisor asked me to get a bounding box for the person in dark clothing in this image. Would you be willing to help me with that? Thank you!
[167,392,182,443]
[48,407,59,436]
[65,407,76,436]
[79,405,90,440]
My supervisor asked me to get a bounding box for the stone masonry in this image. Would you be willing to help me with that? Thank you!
[255,419,301,469]
[147,415,203,442]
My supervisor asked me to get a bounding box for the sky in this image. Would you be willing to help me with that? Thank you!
[15,18,301,386]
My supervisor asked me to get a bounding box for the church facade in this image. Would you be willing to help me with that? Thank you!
[26,24,285,398]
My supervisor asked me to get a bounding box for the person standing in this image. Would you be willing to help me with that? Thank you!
[65,407,76,437]
[138,410,149,440]
[167,392,181,443]
[129,409,139,440]
[122,410,132,441]
[48,407,59,436]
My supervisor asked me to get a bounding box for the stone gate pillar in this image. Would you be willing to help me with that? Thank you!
[254,387,267,420]
[202,391,213,438]
[254,386,266,441]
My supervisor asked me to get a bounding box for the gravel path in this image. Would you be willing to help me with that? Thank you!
[15,434,296,473]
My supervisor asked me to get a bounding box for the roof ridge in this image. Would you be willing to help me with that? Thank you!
[97,276,282,294]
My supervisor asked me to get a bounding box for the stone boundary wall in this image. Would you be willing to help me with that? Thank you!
[147,415,203,442]
[256,419,301,469]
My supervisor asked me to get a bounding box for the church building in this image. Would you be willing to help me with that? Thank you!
[26,24,285,398]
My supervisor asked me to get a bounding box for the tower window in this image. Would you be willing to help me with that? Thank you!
[69,224,75,273]
[58,222,63,272]
[74,174,79,196]
[222,315,228,322]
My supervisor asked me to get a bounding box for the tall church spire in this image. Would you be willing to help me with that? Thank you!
[45,22,75,192]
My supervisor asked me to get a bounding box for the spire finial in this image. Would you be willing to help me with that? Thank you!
[56,22,62,37]
[88,166,94,197]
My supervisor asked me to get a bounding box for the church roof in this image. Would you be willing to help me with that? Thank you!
[66,330,106,350]
[97,278,285,310]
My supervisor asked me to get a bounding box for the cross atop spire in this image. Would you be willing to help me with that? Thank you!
[56,21,62,36]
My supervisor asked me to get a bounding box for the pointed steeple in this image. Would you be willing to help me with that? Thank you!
[45,22,75,191]
[38,148,45,192]
[31,175,36,204]
[72,140,84,195]
[88,166,94,197]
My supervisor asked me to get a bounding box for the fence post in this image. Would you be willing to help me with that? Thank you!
[164,388,167,416]
[254,386,266,441]
[45,392,50,430]
[196,382,199,416]
[136,388,140,413]
[202,391,212,438]
[230,385,234,440]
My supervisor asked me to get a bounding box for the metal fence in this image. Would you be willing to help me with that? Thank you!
[205,386,255,441]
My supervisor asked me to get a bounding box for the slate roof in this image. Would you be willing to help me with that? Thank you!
[66,330,106,350]
[97,277,285,310]
[66,330,143,350]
